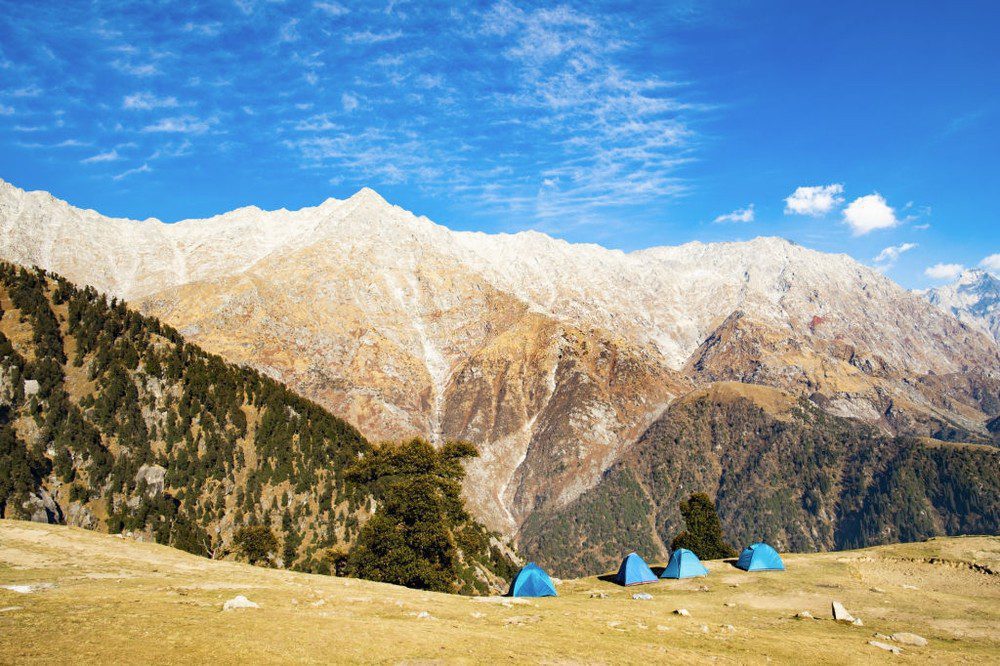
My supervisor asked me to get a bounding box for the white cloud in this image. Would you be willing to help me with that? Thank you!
[341,92,359,112]
[924,263,965,281]
[182,21,222,37]
[913,223,930,230]
[345,30,403,44]
[112,60,159,77]
[873,242,917,265]
[713,204,754,223]
[314,1,349,16]
[279,19,300,43]
[784,184,844,216]
[123,92,179,110]
[112,163,151,181]
[980,253,1000,273]
[81,149,122,164]
[843,193,898,235]
[141,115,213,134]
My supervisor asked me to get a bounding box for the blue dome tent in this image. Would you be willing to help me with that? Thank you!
[508,563,557,597]
[661,548,709,579]
[736,542,785,571]
[614,552,658,586]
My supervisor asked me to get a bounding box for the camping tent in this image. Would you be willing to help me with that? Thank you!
[614,552,658,586]
[508,562,557,597]
[661,548,709,579]
[736,542,785,571]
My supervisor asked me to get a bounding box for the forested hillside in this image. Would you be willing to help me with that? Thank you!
[0,263,514,594]
[521,383,1000,577]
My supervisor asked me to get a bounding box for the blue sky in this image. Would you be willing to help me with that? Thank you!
[0,0,997,288]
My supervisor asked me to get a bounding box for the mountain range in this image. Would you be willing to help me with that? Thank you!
[1,177,996,572]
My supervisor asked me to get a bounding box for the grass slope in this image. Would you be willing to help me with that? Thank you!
[1,520,997,664]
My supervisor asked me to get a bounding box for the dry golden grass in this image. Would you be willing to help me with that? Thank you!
[1,520,997,664]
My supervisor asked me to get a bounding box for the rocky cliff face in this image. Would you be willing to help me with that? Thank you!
[1,177,997,541]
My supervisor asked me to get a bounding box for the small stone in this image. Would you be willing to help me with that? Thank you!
[795,611,814,620]
[831,601,855,623]
[870,587,886,594]
[868,641,902,655]
[890,633,927,647]
[222,595,259,611]
[674,608,690,617]
[310,599,326,607]
[632,593,653,600]
[722,624,736,632]
[852,618,864,627]
[416,611,432,619]
[607,620,622,628]
[656,625,671,632]
[699,624,710,633]
[874,633,892,641]
[290,598,298,605]
[901,584,919,590]
[723,602,736,608]
[590,592,608,599]
[470,611,485,619]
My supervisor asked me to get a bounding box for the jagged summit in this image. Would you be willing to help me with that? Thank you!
[922,267,1000,343]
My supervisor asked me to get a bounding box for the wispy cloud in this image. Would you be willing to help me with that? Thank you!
[981,253,1000,273]
[344,30,403,44]
[112,162,151,181]
[123,92,179,110]
[714,204,755,223]
[182,21,222,37]
[141,115,215,134]
[924,262,964,281]
[82,149,122,164]
[314,1,349,16]
[112,60,159,77]
[873,242,917,266]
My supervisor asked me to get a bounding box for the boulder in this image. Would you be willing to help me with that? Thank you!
[831,601,855,623]
[135,464,167,497]
[222,595,259,611]
[868,641,902,655]
[891,633,927,647]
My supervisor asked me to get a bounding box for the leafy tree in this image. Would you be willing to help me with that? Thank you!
[235,525,277,565]
[670,492,736,560]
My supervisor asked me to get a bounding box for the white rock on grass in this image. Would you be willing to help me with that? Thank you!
[416,611,432,619]
[632,593,653,600]
[223,595,259,611]
[795,611,814,620]
[674,608,690,617]
[1,583,54,594]
[831,601,856,623]
[891,633,928,647]
[869,641,902,655]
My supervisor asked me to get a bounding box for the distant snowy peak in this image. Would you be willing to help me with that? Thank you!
[922,269,1000,344]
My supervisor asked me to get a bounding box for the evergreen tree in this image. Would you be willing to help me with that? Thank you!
[670,492,736,560]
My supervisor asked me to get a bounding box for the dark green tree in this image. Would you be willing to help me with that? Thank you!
[670,492,736,560]
[235,525,278,565]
